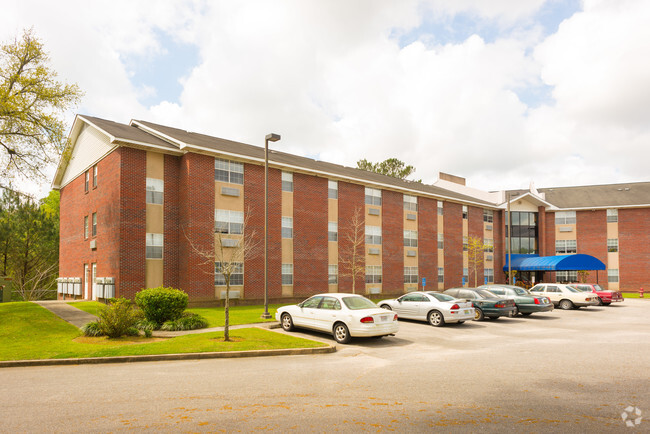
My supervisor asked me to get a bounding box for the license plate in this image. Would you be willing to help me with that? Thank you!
[380,315,389,322]
[464,310,470,314]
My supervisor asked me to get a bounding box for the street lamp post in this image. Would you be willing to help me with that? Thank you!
[507,192,512,285]
[262,133,281,319]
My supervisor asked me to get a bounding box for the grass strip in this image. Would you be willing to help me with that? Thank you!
[0,302,326,361]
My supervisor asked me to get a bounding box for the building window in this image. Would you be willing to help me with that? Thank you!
[328,221,338,242]
[437,233,444,250]
[215,262,243,286]
[84,215,89,239]
[607,209,618,223]
[281,172,293,192]
[463,268,469,283]
[366,265,382,284]
[608,269,619,283]
[438,267,444,283]
[437,201,443,216]
[282,217,293,239]
[484,268,494,283]
[555,211,576,225]
[146,178,164,204]
[607,239,619,252]
[328,180,338,199]
[146,233,163,259]
[365,187,382,206]
[556,270,577,283]
[93,165,98,188]
[404,230,418,247]
[91,213,97,237]
[328,265,338,284]
[484,238,494,253]
[463,236,468,251]
[84,170,89,192]
[215,158,244,184]
[462,205,468,219]
[282,264,293,285]
[555,239,577,254]
[404,266,418,284]
[483,209,494,223]
[403,194,417,211]
[365,225,382,245]
[215,209,244,234]
[506,211,538,254]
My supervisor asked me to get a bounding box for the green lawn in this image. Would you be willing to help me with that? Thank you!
[187,304,284,327]
[67,301,105,316]
[0,302,326,361]
[622,292,649,299]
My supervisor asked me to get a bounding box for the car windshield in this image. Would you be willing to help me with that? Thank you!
[476,289,497,298]
[566,285,581,293]
[513,288,527,295]
[428,292,455,302]
[593,284,604,291]
[342,296,377,310]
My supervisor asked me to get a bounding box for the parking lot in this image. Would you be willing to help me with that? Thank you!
[1,300,648,432]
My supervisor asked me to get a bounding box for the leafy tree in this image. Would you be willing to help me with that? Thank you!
[0,188,59,300]
[356,158,421,182]
[1,29,82,189]
[467,236,488,287]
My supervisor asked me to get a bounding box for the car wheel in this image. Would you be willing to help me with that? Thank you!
[511,307,519,317]
[474,308,484,321]
[380,304,392,310]
[427,310,445,327]
[333,322,351,344]
[597,297,604,306]
[559,299,574,310]
[281,313,294,331]
[603,302,611,306]
[521,312,532,317]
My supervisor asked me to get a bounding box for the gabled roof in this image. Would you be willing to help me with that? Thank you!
[538,182,650,209]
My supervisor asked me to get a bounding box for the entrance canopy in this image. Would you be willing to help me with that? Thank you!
[503,254,606,271]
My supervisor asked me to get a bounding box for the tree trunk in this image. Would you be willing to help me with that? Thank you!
[224,276,230,341]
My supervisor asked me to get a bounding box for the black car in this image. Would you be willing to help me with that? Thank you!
[443,288,516,320]
[479,284,554,316]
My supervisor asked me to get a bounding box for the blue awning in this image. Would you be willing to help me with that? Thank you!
[503,254,606,271]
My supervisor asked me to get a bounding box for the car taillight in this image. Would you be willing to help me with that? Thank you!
[450,304,459,310]
[534,298,540,304]
[393,314,398,321]
[495,302,505,308]
[360,316,374,323]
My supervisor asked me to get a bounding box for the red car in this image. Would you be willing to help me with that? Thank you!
[572,283,624,306]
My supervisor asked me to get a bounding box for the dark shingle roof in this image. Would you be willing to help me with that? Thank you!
[80,115,180,151]
[133,119,495,206]
[538,182,650,208]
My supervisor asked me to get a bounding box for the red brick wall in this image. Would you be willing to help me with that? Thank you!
[619,208,650,291]
[293,174,328,295]
[468,206,484,286]
[544,212,556,259]
[118,147,146,298]
[59,149,122,299]
[418,197,437,290]
[178,152,215,300]
[537,207,547,256]
[443,202,463,288]
[244,163,282,299]
[338,181,365,293]
[493,210,504,283]
[382,190,403,292]
[164,154,180,288]
[577,210,607,284]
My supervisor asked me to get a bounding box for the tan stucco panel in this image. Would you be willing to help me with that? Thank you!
[365,205,381,226]
[282,191,293,216]
[282,285,293,296]
[215,181,244,211]
[282,239,294,262]
[607,222,619,239]
[366,251,382,266]
[146,151,165,179]
[146,204,164,234]
[404,250,418,267]
[607,252,619,268]
[328,283,338,293]
[328,241,338,264]
[463,219,468,236]
[328,198,338,220]
[555,225,577,240]
[145,259,163,289]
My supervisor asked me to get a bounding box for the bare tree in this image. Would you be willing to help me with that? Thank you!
[13,262,57,301]
[185,208,260,341]
[467,236,488,287]
[338,207,365,294]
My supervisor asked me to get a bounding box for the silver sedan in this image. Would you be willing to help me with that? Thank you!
[377,291,475,327]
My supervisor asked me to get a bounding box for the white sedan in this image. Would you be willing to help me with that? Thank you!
[275,293,399,344]
[529,283,600,309]
[377,291,475,326]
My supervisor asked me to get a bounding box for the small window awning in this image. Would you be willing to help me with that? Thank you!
[503,254,606,271]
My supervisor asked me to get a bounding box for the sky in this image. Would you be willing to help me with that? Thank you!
[2,0,650,198]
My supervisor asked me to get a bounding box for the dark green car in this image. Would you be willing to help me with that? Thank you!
[479,284,554,316]
[443,288,516,320]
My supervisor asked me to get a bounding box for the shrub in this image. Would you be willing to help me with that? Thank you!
[161,312,209,331]
[81,321,103,337]
[97,298,141,338]
[135,318,159,332]
[135,287,188,326]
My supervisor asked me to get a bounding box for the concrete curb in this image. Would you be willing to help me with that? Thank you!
[0,344,336,368]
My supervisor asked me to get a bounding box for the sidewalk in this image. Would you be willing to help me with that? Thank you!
[34,300,97,328]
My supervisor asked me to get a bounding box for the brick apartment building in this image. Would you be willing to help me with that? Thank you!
[53,115,650,301]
